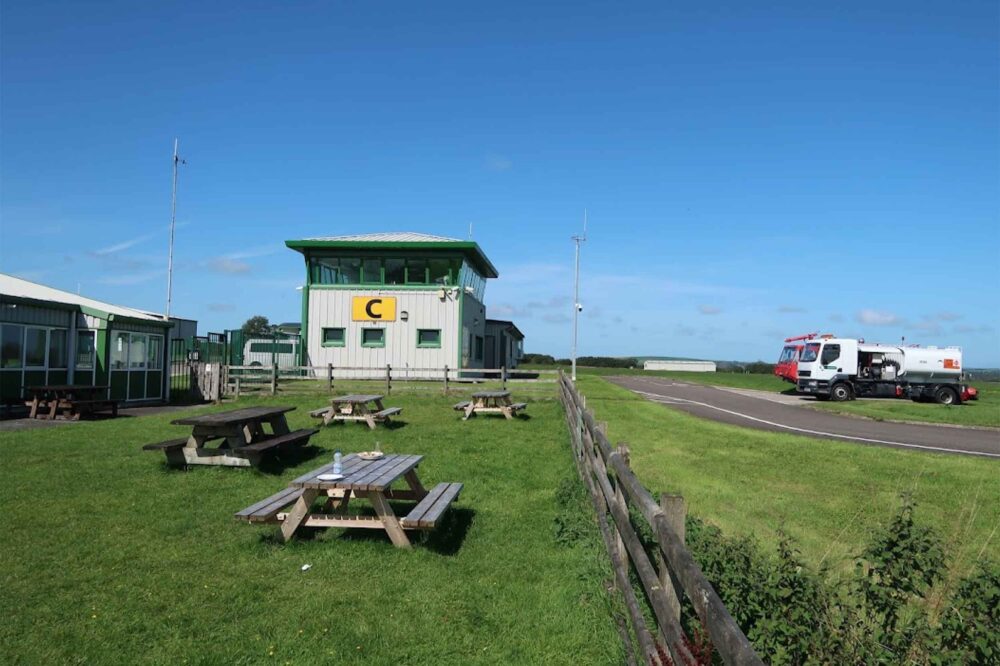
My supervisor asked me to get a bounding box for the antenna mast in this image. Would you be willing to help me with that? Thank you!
[166,138,183,319]
[571,209,587,382]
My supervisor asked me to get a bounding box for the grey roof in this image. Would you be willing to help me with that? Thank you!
[304,232,461,243]
[0,273,169,324]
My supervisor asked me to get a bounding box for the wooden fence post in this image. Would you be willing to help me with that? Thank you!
[327,363,334,392]
[443,365,449,394]
[385,364,392,395]
[501,365,507,390]
[659,493,688,625]
[235,376,241,399]
[613,443,631,562]
[271,363,278,396]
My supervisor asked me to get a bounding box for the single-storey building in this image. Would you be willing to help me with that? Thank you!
[484,319,525,369]
[643,359,717,372]
[1,273,173,404]
[286,232,521,377]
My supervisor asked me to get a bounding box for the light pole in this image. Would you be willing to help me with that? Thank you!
[166,138,186,319]
[571,210,587,382]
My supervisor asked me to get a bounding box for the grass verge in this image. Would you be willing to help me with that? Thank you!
[577,376,999,579]
[0,389,621,664]
[810,381,1000,428]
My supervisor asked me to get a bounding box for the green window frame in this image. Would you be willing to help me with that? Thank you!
[361,328,385,348]
[416,329,441,348]
[322,327,346,347]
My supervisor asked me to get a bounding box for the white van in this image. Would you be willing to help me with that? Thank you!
[243,338,300,368]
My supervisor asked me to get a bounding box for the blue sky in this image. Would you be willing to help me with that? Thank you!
[2,1,998,364]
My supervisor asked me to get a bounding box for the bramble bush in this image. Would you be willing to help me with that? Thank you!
[680,494,996,664]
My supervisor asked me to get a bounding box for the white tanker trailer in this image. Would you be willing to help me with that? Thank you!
[796,337,979,404]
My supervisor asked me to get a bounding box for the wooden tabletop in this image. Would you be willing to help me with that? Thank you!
[291,453,423,491]
[472,390,510,399]
[330,394,384,404]
[171,406,296,426]
[26,385,109,393]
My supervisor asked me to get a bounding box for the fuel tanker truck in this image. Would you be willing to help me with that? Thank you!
[796,337,979,404]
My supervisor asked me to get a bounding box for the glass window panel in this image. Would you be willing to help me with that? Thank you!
[322,328,345,346]
[111,332,129,370]
[75,331,95,370]
[1,324,23,369]
[25,328,46,367]
[130,335,147,369]
[406,259,427,284]
[337,258,361,284]
[384,258,405,285]
[48,329,68,368]
[361,259,381,284]
[361,328,385,347]
[474,336,484,361]
[148,336,162,368]
[310,257,340,284]
[417,329,441,347]
[428,258,450,285]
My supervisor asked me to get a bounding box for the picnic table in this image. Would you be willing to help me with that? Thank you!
[309,394,402,430]
[453,390,527,420]
[24,385,116,420]
[142,406,318,468]
[236,453,462,548]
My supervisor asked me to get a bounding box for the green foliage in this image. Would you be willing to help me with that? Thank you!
[683,498,987,664]
[240,314,274,337]
[931,563,1000,664]
[857,494,945,637]
[552,475,594,547]
[522,353,557,365]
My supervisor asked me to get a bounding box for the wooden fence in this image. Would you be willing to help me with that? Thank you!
[557,372,762,666]
[223,364,559,398]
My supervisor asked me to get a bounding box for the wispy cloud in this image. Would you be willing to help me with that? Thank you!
[484,154,513,172]
[97,270,163,285]
[698,304,722,315]
[856,309,902,326]
[202,246,279,275]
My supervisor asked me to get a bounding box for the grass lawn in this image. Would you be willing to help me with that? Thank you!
[577,376,999,580]
[0,389,621,664]
[810,381,1000,428]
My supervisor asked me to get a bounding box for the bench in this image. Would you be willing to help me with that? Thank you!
[235,487,305,524]
[72,399,118,418]
[400,482,463,529]
[508,402,528,411]
[142,437,189,452]
[240,428,318,454]
[452,400,471,411]
[375,407,402,420]
[308,407,330,418]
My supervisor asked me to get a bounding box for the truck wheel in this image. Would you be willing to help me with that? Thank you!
[831,383,851,402]
[934,387,959,405]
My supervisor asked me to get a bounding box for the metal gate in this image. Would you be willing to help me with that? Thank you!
[168,333,228,403]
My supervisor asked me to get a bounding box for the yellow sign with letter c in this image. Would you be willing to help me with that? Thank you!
[352,296,397,321]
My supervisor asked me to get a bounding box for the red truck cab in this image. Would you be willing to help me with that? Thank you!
[775,344,802,383]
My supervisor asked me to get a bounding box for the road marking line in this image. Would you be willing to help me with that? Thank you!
[631,389,1000,459]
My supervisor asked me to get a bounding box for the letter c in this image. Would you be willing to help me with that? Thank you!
[365,299,383,319]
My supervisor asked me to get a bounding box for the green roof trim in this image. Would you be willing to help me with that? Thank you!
[284,239,499,279]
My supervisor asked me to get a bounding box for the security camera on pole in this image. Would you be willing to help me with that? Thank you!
[571,210,587,382]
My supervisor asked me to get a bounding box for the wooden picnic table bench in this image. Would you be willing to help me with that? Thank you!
[23,385,116,420]
[310,394,402,430]
[235,453,463,548]
[143,406,317,467]
[455,390,527,420]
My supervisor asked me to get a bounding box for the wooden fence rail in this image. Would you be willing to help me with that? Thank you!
[223,365,559,397]
[557,372,762,666]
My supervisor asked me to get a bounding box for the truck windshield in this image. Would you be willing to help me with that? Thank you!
[800,343,821,363]
[778,346,797,362]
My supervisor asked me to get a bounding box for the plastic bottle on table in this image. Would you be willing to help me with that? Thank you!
[333,450,342,474]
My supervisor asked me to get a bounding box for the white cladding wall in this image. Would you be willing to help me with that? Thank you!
[307,289,461,376]
[643,360,717,372]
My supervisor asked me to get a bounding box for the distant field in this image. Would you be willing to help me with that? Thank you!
[810,382,1000,428]
[577,376,999,578]
[520,364,790,392]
